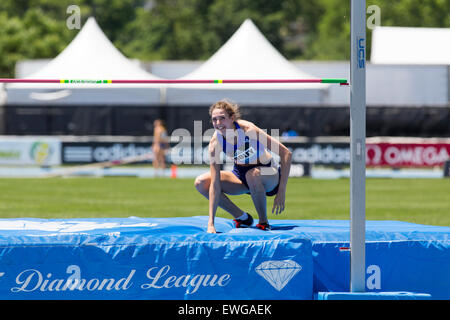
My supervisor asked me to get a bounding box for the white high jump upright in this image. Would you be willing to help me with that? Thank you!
[350,0,366,292]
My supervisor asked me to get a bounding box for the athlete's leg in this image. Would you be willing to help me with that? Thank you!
[157,150,166,169]
[245,166,279,224]
[194,171,249,219]
[152,146,163,175]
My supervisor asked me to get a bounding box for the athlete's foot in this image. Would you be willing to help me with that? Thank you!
[233,213,254,228]
[256,222,271,231]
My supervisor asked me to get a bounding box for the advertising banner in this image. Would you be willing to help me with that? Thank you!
[62,142,152,164]
[61,141,352,166]
[0,217,313,300]
[62,140,450,168]
[0,137,61,166]
[366,143,450,167]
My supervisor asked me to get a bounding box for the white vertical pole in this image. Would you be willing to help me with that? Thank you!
[350,0,366,292]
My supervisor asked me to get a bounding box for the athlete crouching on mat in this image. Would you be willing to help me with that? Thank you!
[194,99,292,233]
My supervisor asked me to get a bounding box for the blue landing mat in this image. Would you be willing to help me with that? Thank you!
[0,217,448,299]
[315,291,432,300]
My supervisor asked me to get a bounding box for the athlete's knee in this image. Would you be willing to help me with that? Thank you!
[245,168,264,191]
[194,175,209,194]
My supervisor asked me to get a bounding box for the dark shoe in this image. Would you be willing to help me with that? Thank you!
[256,222,271,231]
[233,213,254,228]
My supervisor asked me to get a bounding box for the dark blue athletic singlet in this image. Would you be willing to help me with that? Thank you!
[216,122,280,196]
[216,122,265,165]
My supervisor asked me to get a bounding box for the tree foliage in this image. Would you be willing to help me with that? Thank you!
[0,0,448,77]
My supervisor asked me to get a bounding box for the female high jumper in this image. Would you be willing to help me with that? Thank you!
[152,119,169,176]
[194,99,292,233]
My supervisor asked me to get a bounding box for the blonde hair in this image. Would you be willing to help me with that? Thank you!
[209,99,241,120]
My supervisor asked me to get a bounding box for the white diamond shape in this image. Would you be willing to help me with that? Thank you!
[255,260,302,291]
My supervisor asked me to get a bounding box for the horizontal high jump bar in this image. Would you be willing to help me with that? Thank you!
[0,78,348,85]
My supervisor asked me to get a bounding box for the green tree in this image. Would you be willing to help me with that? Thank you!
[81,0,145,43]
[0,0,144,76]
[304,0,350,60]
[303,0,450,61]
[116,0,315,61]
[0,9,71,77]
[371,0,450,28]
[0,13,27,77]
[116,0,229,61]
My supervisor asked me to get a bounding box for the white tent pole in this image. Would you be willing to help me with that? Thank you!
[350,0,366,292]
[160,86,167,105]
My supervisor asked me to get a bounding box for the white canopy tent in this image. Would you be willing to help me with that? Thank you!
[6,17,162,105]
[166,19,330,106]
[371,26,450,65]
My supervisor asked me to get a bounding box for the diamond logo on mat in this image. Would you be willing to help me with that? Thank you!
[255,260,302,291]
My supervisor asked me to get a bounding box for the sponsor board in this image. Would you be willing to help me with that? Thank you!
[2,260,303,298]
[366,143,450,167]
[0,137,61,166]
[62,142,152,164]
[0,218,312,299]
[0,138,442,168]
[62,141,450,167]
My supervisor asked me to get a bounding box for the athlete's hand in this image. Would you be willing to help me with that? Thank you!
[272,190,285,215]
[207,225,217,233]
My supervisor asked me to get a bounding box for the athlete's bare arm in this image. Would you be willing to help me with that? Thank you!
[207,134,221,233]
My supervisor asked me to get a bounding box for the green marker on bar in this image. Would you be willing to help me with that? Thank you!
[321,79,348,84]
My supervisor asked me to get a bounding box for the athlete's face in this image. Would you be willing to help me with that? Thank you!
[211,108,234,134]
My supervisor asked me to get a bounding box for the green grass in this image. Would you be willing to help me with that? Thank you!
[0,177,448,226]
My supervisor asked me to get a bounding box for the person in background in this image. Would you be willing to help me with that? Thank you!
[152,119,169,176]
